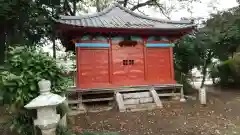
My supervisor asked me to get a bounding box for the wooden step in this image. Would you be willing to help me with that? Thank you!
[82,97,114,102]
[68,97,114,104]
[125,103,159,112]
[158,93,180,97]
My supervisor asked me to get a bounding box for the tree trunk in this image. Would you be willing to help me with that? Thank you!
[52,34,56,59]
[200,53,212,88]
[52,7,56,59]
[123,0,128,7]
[200,61,207,88]
[73,0,77,15]
[0,27,6,65]
[96,0,101,12]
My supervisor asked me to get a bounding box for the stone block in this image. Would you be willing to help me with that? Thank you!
[150,88,163,108]
[139,97,153,103]
[124,99,140,105]
[125,103,157,112]
[115,92,126,112]
[123,92,150,99]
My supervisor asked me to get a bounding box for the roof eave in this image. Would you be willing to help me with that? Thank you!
[56,21,196,31]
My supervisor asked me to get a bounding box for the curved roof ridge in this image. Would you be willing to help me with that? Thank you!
[60,3,192,25]
[60,3,118,20]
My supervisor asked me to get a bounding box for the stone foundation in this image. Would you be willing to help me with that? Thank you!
[116,88,162,112]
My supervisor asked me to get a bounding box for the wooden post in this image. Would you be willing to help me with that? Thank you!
[109,38,113,84]
[77,92,86,113]
[143,37,148,81]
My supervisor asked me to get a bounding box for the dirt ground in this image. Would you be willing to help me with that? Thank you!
[72,88,240,135]
[2,87,240,135]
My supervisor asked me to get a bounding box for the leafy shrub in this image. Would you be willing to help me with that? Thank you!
[211,55,240,87]
[56,125,119,135]
[174,70,195,94]
[57,125,74,135]
[0,47,67,135]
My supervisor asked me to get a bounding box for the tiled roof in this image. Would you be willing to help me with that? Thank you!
[56,3,195,30]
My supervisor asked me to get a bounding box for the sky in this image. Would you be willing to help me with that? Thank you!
[142,0,238,20]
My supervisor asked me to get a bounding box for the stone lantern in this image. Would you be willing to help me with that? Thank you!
[24,79,66,135]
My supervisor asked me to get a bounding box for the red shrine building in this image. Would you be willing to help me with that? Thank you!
[56,3,195,90]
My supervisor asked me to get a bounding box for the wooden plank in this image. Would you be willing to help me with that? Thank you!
[158,93,180,97]
[79,90,114,95]
[154,84,183,89]
[169,47,175,81]
[109,38,113,84]
[66,83,183,93]
[82,97,114,102]
[76,48,80,88]
[143,38,148,81]
[68,97,114,104]
[116,87,152,93]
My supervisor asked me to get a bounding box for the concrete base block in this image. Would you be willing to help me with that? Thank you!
[180,98,186,102]
[124,98,140,105]
[139,97,153,104]
[115,92,126,112]
[125,103,157,112]
[123,92,151,99]
[172,96,180,100]
[150,88,163,108]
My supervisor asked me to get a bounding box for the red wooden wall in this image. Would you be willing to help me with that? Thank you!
[146,48,175,84]
[76,36,176,89]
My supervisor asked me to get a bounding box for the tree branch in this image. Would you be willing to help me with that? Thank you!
[130,0,154,11]
[123,0,129,7]
[73,0,77,15]
[96,0,101,12]
[63,0,74,15]
[153,1,171,19]
[137,8,148,16]
[130,0,171,19]
[127,1,148,16]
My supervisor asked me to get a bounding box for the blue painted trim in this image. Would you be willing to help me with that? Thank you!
[76,43,110,47]
[146,43,174,47]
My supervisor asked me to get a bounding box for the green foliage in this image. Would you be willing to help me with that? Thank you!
[174,70,195,93]
[215,53,240,87]
[56,125,119,135]
[57,125,75,135]
[173,5,240,88]
[201,6,240,87]
[0,46,67,135]
[174,35,205,92]
[174,36,203,74]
